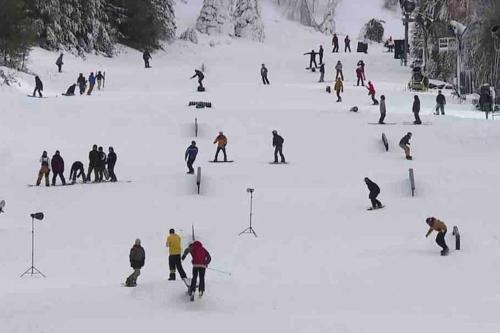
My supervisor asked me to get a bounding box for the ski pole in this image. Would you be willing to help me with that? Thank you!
[207,267,232,276]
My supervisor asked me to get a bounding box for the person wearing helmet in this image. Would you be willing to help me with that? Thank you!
[425,217,449,255]
[125,238,145,287]
[272,130,285,164]
[182,240,211,298]
[213,132,228,162]
[166,228,187,281]
[399,132,412,160]
[185,141,199,174]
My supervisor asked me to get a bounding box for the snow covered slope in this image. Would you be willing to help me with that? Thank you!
[1,1,500,333]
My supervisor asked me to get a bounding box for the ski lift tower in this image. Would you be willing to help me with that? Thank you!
[449,20,468,97]
[399,1,416,66]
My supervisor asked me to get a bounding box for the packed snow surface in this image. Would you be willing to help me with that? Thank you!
[1,1,500,332]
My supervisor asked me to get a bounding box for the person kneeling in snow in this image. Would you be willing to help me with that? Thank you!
[182,241,211,297]
[425,217,449,256]
[126,239,145,287]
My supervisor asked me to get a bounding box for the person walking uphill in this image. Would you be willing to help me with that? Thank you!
[334,77,343,102]
[332,33,339,53]
[379,95,386,124]
[425,217,449,256]
[87,72,96,95]
[182,240,211,299]
[77,73,86,95]
[261,64,270,85]
[143,50,152,68]
[213,132,228,162]
[335,61,344,81]
[36,151,50,187]
[399,132,413,160]
[33,76,43,98]
[272,130,285,163]
[185,141,198,174]
[364,177,383,210]
[304,50,318,69]
[87,144,99,182]
[51,151,66,186]
[166,229,187,281]
[412,95,422,124]
[125,238,145,287]
[56,53,64,73]
[435,90,446,115]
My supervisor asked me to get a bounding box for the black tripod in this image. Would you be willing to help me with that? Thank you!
[239,188,257,237]
[21,213,45,277]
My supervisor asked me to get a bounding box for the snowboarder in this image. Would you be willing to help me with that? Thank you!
[335,61,344,81]
[357,60,366,80]
[166,229,188,281]
[63,84,76,96]
[125,238,145,287]
[367,81,378,105]
[379,95,386,124]
[213,132,228,162]
[399,132,413,160]
[87,72,96,95]
[386,37,395,52]
[332,33,339,53]
[143,50,152,68]
[344,35,351,52]
[87,144,99,182]
[412,95,422,125]
[96,146,106,182]
[185,141,198,174]
[51,150,66,186]
[33,76,43,98]
[304,50,318,69]
[56,53,64,73]
[334,77,343,102]
[96,71,105,90]
[364,177,382,209]
[272,130,285,163]
[318,45,324,64]
[36,151,50,187]
[356,66,364,86]
[318,63,325,83]
[191,69,205,89]
[69,161,86,184]
[77,73,86,95]
[182,240,211,298]
[435,90,446,115]
[425,217,449,256]
[107,147,117,182]
[261,64,270,85]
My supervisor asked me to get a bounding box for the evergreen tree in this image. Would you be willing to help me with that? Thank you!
[233,0,264,42]
[196,0,230,35]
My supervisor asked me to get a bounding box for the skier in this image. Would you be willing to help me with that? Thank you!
[166,229,188,281]
[55,53,64,73]
[332,33,339,53]
[63,84,76,96]
[356,66,364,86]
[344,35,351,52]
[379,95,386,124]
[425,217,449,256]
[303,50,318,69]
[51,150,66,186]
[357,60,366,80]
[182,240,211,298]
[435,90,446,115]
[190,69,205,89]
[77,73,86,95]
[107,147,117,182]
[399,132,413,160]
[69,161,86,184]
[335,61,344,81]
[87,72,96,95]
[261,64,270,85]
[367,81,378,105]
[96,146,107,182]
[272,130,285,163]
[125,238,145,287]
[412,95,422,125]
[318,45,324,64]
[96,71,105,90]
[364,177,382,210]
[87,144,99,182]
[318,63,325,83]
[33,76,43,98]
[143,50,152,68]
[334,77,343,102]
[213,132,228,162]
[36,151,50,187]
[185,141,198,174]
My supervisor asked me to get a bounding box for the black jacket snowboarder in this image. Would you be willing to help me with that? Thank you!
[77,73,86,95]
[261,64,270,85]
[143,50,152,68]
[304,50,318,69]
[107,147,117,182]
[344,35,351,52]
[191,70,205,89]
[87,145,99,182]
[51,151,66,186]
[33,76,43,97]
[56,54,64,72]
[332,34,339,52]
[185,141,199,174]
[435,90,446,115]
[318,45,324,64]
[412,95,422,124]
[364,177,382,209]
[69,161,86,184]
[272,130,285,163]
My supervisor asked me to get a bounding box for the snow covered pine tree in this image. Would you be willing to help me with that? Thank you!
[233,0,265,42]
[196,0,231,35]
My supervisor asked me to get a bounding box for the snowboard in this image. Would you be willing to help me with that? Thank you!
[209,160,234,163]
[0,200,5,213]
[26,95,48,98]
[121,283,136,287]
[368,122,397,125]
[269,162,289,165]
[367,205,385,211]
[402,122,432,125]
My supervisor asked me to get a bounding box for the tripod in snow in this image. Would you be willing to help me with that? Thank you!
[20,212,46,278]
[239,188,257,237]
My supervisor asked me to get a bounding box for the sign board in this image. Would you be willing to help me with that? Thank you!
[439,37,458,52]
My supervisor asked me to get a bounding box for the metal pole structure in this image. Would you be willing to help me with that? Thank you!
[249,191,253,230]
[404,13,409,66]
[457,38,461,97]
